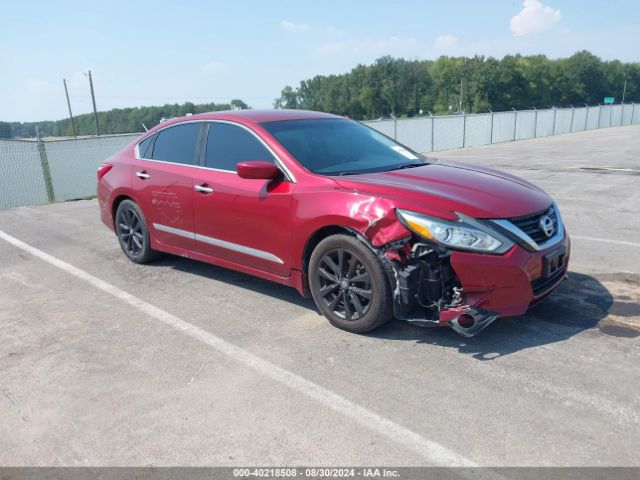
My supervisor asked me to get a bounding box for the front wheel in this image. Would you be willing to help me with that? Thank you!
[308,234,393,333]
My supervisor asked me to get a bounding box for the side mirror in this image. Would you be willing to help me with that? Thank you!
[237,161,281,180]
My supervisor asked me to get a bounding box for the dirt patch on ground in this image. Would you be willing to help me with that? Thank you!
[549,272,640,338]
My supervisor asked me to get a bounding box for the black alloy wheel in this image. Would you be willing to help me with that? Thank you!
[115,199,157,263]
[309,234,393,333]
[317,248,372,321]
[117,207,144,257]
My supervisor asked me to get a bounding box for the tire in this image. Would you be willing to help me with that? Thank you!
[308,234,393,333]
[114,199,158,264]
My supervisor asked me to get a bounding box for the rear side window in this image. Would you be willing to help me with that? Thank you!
[205,123,274,171]
[137,134,154,158]
[151,123,201,165]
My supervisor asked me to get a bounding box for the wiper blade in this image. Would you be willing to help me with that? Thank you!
[389,162,424,171]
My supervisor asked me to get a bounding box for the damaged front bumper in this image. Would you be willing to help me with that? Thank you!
[402,304,500,338]
[376,233,570,337]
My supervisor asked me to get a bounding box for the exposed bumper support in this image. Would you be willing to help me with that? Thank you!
[373,239,503,337]
[400,305,500,337]
[441,306,500,337]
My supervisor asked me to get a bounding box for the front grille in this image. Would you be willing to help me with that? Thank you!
[531,267,566,296]
[510,206,558,245]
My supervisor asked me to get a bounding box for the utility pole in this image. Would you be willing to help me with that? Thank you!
[62,79,77,137]
[458,78,463,113]
[87,70,100,136]
[622,78,627,104]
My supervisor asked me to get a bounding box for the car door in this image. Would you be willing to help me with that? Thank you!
[192,121,293,277]
[133,122,203,251]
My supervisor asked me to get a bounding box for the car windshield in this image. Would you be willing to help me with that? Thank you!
[261,118,427,175]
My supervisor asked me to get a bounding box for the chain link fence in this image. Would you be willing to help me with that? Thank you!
[364,102,639,152]
[0,134,139,209]
[1,103,639,210]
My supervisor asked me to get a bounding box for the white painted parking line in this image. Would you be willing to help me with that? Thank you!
[572,235,640,248]
[0,229,475,467]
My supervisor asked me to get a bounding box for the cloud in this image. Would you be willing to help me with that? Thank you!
[201,61,229,75]
[280,20,309,33]
[510,0,561,37]
[434,34,459,49]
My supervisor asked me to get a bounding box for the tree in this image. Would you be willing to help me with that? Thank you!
[8,100,250,138]
[230,99,249,109]
[274,52,639,119]
[0,122,13,138]
[274,86,299,109]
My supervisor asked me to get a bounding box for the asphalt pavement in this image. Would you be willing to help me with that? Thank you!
[0,125,638,467]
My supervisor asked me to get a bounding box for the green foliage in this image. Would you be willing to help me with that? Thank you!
[0,121,13,138]
[274,51,640,119]
[9,101,248,138]
[230,99,249,109]
[8,51,639,137]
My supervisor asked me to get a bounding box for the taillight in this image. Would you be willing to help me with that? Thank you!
[97,164,113,181]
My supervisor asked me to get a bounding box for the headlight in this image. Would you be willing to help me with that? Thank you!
[396,209,513,254]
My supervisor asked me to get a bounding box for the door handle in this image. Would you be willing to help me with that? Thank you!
[136,171,150,179]
[195,184,214,194]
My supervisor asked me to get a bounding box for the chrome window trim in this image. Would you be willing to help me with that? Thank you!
[153,223,284,265]
[490,203,565,252]
[134,119,296,182]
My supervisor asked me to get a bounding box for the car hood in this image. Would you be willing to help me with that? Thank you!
[332,159,552,219]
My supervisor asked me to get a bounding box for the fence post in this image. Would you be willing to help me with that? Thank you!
[429,112,434,152]
[512,107,517,141]
[35,127,56,203]
[552,106,557,135]
[533,107,538,138]
[633,103,636,125]
[391,114,397,140]
[597,104,602,128]
[609,104,613,127]
[584,104,589,130]
[569,105,575,132]
[462,112,466,147]
[489,110,494,143]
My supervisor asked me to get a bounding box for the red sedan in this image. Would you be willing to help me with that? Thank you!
[97,109,569,336]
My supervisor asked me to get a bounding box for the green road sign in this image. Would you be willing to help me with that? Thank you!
[604,97,615,104]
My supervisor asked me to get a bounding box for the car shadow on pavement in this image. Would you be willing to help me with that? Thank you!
[149,257,631,360]
[368,271,622,360]
[150,255,317,310]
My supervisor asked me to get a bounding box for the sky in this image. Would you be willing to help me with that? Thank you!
[1,0,639,122]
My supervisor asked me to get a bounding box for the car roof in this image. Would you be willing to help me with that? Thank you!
[161,109,342,125]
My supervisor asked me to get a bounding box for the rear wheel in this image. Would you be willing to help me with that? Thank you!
[309,234,393,333]
[115,199,158,263]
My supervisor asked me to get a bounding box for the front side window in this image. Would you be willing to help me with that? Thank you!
[205,123,275,171]
[151,123,201,165]
[261,118,426,176]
